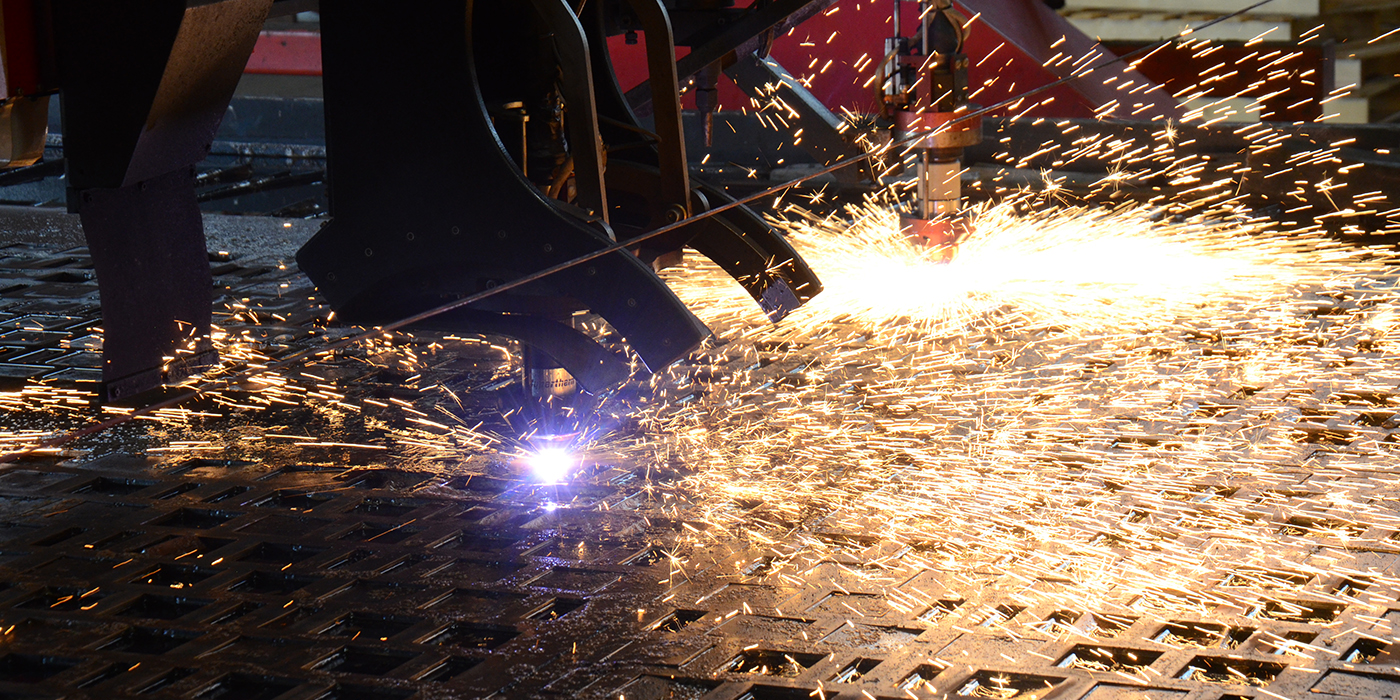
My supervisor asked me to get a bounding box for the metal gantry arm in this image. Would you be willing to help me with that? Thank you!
[620,0,691,218]
[724,52,876,184]
[584,0,824,321]
[527,0,610,223]
[625,0,838,117]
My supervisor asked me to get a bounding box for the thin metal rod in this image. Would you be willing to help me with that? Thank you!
[920,1,928,61]
[0,0,1277,466]
[918,149,931,218]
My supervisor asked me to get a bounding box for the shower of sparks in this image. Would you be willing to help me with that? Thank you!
[621,194,1400,623]
[670,197,1377,340]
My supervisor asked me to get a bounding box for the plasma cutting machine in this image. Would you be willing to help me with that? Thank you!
[0,0,1183,407]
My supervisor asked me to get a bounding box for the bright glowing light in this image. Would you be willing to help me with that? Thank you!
[529,448,576,483]
[667,198,1371,343]
[629,194,1400,621]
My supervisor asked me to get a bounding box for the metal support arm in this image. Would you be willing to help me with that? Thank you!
[724,52,873,184]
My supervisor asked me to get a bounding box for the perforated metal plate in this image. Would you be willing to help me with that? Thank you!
[1,240,1399,700]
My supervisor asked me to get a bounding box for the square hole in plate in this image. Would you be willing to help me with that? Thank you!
[313,647,416,676]
[900,663,948,692]
[71,476,156,496]
[261,606,319,630]
[338,522,422,544]
[1342,638,1392,663]
[1057,645,1163,673]
[351,497,427,518]
[1252,599,1343,623]
[194,672,302,700]
[0,653,79,683]
[150,508,239,530]
[338,469,431,490]
[652,609,707,633]
[96,627,201,655]
[325,549,374,571]
[131,667,196,694]
[1309,669,1400,697]
[917,598,963,623]
[1262,630,1318,656]
[31,526,86,547]
[239,541,325,566]
[228,570,320,595]
[320,612,421,642]
[115,594,211,620]
[524,597,585,621]
[417,657,481,683]
[1154,621,1254,649]
[422,621,519,650]
[830,658,882,683]
[721,649,825,677]
[319,684,417,700]
[129,564,217,588]
[955,670,1063,698]
[75,663,130,689]
[1034,609,1080,634]
[155,482,201,500]
[977,604,1025,628]
[136,534,232,557]
[86,528,145,550]
[203,486,251,504]
[618,676,720,699]
[1086,614,1137,638]
[809,591,887,617]
[254,489,335,511]
[1177,656,1287,686]
[16,586,104,611]
[208,602,263,625]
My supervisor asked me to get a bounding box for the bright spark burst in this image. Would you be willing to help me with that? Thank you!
[528,447,578,483]
[670,196,1383,340]
[630,196,1400,621]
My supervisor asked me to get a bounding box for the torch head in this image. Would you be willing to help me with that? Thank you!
[901,214,970,264]
[884,1,982,262]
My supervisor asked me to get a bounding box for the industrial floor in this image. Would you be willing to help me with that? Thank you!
[0,206,1399,700]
